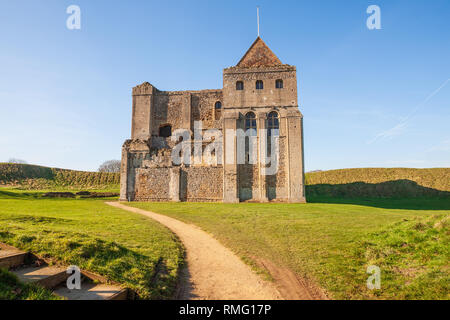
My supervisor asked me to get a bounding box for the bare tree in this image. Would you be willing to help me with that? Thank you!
[8,158,27,164]
[98,160,121,173]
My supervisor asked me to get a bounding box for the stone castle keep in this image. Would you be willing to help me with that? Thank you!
[120,37,306,203]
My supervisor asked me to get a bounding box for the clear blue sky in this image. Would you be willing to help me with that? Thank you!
[0,0,449,172]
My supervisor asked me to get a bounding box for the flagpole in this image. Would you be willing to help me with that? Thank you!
[257,6,260,37]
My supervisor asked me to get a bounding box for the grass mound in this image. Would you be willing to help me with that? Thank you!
[306,168,450,198]
[0,163,119,190]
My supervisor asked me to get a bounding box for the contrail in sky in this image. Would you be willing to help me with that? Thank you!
[368,78,450,144]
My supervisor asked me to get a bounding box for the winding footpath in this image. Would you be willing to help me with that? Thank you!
[106,202,282,300]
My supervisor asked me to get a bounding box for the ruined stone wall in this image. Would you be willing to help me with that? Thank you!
[152,93,186,135]
[133,165,223,202]
[150,90,223,138]
[191,91,223,129]
[131,83,154,140]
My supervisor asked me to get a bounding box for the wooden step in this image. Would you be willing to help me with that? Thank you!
[53,283,127,300]
[13,265,68,289]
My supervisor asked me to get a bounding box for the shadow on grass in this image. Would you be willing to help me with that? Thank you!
[0,190,118,201]
[0,190,41,199]
[307,180,450,210]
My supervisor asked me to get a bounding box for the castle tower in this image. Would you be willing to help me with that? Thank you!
[222,37,306,203]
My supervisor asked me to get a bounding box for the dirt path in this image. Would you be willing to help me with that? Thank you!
[106,202,282,300]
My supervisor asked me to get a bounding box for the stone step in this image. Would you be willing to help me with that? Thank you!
[0,250,28,269]
[53,283,127,300]
[1,243,130,300]
[13,265,68,289]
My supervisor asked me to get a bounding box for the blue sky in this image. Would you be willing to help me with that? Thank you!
[0,0,449,172]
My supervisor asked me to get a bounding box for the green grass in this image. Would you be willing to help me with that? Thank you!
[0,189,184,299]
[1,170,448,300]
[128,198,449,300]
[358,214,449,299]
[0,268,60,300]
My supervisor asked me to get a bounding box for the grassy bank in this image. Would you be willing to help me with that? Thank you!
[0,163,119,190]
[306,168,450,198]
[0,190,184,299]
[128,199,449,300]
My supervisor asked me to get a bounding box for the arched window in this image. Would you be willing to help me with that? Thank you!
[267,112,279,157]
[236,81,244,90]
[275,79,283,89]
[159,124,172,138]
[245,112,257,134]
[267,111,279,136]
[256,80,264,90]
[215,101,222,109]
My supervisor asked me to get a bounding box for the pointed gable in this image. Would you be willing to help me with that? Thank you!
[236,37,282,68]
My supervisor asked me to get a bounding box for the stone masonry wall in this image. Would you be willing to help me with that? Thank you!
[134,167,171,201]
[223,66,298,109]
[181,166,223,202]
[191,91,223,129]
[151,90,223,137]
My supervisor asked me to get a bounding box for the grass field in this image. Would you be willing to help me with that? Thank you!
[129,198,449,300]
[1,166,448,300]
[0,189,184,299]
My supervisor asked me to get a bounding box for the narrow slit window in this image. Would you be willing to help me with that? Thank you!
[214,101,222,120]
